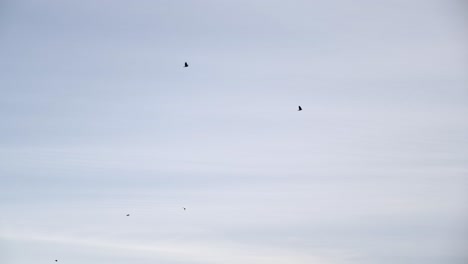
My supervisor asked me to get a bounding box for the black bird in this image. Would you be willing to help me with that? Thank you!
[298,106,302,111]
[126,214,130,216]
[184,62,188,67]
[183,207,186,211]
[55,260,58,262]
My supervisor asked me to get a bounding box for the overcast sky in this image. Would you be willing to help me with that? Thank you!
[1,1,468,263]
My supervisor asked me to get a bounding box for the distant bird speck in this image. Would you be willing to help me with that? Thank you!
[183,207,186,211]
[298,106,302,111]
[126,214,130,216]
[184,62,188,67]
[55,260,58,262]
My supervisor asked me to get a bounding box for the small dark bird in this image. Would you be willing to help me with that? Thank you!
[298,106,302,111]
[184,62,188,67]
[183,207,186,211]
[126,214,130,216]
[55,260,58,262]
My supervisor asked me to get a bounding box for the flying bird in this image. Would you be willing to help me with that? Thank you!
[126,214,130,216]
[184,62,188,67]
[183,207,186,211]
[55,260,58,262]
[298,106,302,111]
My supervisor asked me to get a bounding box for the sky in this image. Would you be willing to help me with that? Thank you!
[0,0,467,263]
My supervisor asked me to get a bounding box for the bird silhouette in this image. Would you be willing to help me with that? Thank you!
[184,62,188,67]
[183,207,186,211]
[55,260,58,262]
[298,106,302,111]
[126,214,130,216]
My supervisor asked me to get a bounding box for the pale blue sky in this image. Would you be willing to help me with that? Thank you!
[1,1,467,263]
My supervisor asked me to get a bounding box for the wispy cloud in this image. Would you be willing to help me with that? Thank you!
[1,0,467,263]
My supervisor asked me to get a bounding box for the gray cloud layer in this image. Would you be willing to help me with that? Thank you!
[1,1,467,263]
